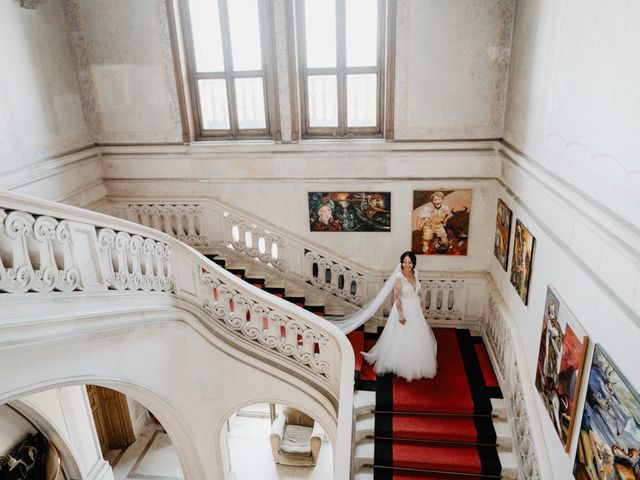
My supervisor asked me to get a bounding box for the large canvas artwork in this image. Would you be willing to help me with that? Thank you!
[510,219,535,304]
[573,345,640,479]
[411,190,472,255]
[534,286,589,450]
[308,192,391,232]
[494,199,512,271]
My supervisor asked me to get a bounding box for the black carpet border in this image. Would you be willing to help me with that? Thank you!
[374,373,394,479]
[456,329,501,476]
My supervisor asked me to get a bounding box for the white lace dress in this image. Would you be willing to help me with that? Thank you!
[362,272,438,382]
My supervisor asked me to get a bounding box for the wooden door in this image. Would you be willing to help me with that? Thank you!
[87,385,110,455]
[86,385,135,452]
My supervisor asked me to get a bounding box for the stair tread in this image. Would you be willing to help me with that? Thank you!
[356,413,511,447]
[356,438,516,477]
[356,466,503,480]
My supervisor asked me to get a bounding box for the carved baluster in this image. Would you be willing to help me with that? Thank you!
[127,235,144,290]
[329,264,342,294]
[31,216,60,292]
[2,211,36,293]
[111,232,131,290]
[436,286,443,311]
[97,229,117,289]
[447,287,455,310]
[52,221,79,292]
[140,238,155,291]
[152,242,166,291]
[175,206,187,241]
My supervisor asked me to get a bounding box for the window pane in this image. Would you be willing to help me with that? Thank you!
[188,0,224,72]
[198,79,230,129]
[227,0,262,71]
[235,78,266,129]
[346,0,378,67]
[308,75,338,127]
[304,0,336,68]
[347,74,376,127]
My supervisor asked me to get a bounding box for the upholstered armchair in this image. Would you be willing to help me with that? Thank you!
[269,407,324,466]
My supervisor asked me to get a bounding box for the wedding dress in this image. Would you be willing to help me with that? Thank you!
[362,271,438,382]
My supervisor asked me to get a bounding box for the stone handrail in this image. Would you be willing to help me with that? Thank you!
[481,276,553,480]
[0,190,354,480]
[112,199,385,306]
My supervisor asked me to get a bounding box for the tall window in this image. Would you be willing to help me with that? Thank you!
[296,0,385,138]
[182,0,273,139]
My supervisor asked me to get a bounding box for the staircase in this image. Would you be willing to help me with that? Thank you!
[350,327,518,479]
[206,249,519,479]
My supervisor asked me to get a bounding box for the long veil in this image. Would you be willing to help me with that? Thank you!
[328,264,401,334]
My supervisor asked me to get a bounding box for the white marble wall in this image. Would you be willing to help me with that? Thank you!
[66,0,183,144]
[0,0,92,174]
[496,3,640,472]
[101,142,500,273]
[504,0,640,229]
[394,0,515,139]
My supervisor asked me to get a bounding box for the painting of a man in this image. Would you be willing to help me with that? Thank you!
[411,190,471,255]
[509,220,535,304]
[494,199,512,270]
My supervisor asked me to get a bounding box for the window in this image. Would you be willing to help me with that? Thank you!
[181,0,275,139]
[296,0,385,138]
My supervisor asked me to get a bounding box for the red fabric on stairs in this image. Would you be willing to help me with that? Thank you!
[474,343,498,388]
[391,329,474,414]
[391,442,483,474]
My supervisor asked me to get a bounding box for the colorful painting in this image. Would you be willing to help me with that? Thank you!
[308,192,391,232]
[494,199,512,271]
[411,190,472,255]
[573,345,640,479]
[535,286,589,450]
[509,219,535,304]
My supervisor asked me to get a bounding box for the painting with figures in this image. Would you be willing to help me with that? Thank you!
[411,190,471,255]
[534,286,589,450]
[494,199,512,271]
[573,345,640,480]
[509,219,535,304]
[308,192,391,232]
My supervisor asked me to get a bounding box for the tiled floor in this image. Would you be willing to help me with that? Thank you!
[107,410,333,480]
[227,413,333,480]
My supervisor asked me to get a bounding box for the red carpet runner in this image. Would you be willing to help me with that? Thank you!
[359,328,504,479]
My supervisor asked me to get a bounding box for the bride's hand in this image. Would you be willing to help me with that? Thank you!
[399,317,406,325]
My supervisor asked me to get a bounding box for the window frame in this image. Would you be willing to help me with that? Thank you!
[180,0,279,140]
[295,0,386,139]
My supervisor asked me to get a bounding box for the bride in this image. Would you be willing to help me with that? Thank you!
[362,251,438,382]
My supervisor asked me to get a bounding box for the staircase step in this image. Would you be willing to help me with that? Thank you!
[356,413,511,447]
[375,398,507,420]
[355,390,376,417]
[356,466,502,479]
[244,276,265,288]
[355,438,516,479]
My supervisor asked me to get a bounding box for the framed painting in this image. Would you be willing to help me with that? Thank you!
[573,345,640,479]
[411,190,472,255]
[534,286,589,450]
[308,192,391,232]
[494,199,512,271]
[510,219,535,304]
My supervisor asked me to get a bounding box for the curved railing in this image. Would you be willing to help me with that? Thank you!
[481,276,554,480]
[110,198,487,326]
[0,190,355,479]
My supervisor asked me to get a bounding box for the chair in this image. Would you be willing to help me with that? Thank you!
[269,407,324,466]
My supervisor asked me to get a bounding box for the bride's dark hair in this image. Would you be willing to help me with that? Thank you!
[400,251,417,272]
